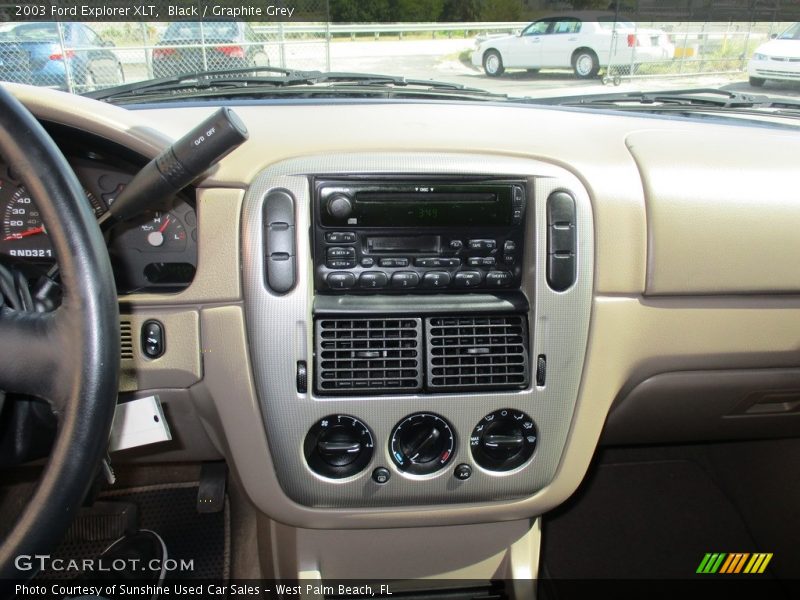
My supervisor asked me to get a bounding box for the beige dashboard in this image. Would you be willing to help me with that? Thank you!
[7,82,800,531]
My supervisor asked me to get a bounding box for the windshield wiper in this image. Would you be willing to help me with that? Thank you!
[534,88,800,114]
[84,66,504,104]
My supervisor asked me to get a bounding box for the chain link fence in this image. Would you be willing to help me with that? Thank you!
[0,17,330,93]
[604,22,785,84]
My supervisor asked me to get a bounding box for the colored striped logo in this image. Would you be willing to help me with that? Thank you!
[696,552,773,574]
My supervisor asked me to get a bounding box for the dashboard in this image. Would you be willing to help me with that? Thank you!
[4,82,800,545]
[0,144,197,293]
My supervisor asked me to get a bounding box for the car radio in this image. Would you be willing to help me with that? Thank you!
[313,178,527,292]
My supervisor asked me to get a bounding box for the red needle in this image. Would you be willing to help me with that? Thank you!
[158,216,171,234]
[3,226,44,241]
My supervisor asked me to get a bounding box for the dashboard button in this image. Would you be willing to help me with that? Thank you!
[325,231,356,243]
[503,240,517,253]
[390,271,420,289]
[454,463,472,481]
[454,271,483,288]
[327,247,356,259]
[547,191,576,225]
[372,467,391,484]
[421,271,451,288]
[547,254,575,291]
[359,271,388,289]
[468,239,496,252]
[326,259,355,269]
[380,258,410,268]
[548,225,575,253]
[141,320,165,358]
[360,257,375,267]
[327,272,356,289]
[468,257,496,267]
[486,271,513,287]
[449,239,463,251]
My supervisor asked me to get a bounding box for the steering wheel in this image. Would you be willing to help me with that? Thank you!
[0,86,120,580]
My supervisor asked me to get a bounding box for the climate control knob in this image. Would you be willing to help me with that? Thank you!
[470,409,536,471]
[326,193,353,219]
[390,413,455,475]
[304,415,374,479]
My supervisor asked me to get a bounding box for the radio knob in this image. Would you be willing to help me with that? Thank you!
[327,194,353,219]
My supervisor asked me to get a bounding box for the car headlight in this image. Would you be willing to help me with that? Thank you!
[753,53,769,61]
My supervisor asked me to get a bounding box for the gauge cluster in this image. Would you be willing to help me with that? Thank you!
[0,158,197,294]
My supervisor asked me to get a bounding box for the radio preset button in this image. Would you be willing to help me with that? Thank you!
[325,231,356,243]
[359,271,389,289]
[486,271,513,287]
[390,271,420,289]
[327,272,356,289]
[380,258,409,268]
[454,271,483,288]
[421,271,451,288]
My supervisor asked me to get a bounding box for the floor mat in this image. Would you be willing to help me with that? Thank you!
[542,458,758,579]
[37,482,229,581]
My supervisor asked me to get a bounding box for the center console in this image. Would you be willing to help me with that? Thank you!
[241,152,593,518]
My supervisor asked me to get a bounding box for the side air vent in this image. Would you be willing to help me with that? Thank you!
[426,315,529,391]
[120,320,134,360]
[316,318,423,394]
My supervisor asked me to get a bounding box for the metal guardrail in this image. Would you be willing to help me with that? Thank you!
[254,22,528,38]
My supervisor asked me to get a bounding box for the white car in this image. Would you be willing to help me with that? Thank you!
[748,22,800,87]
[471,13,674,79]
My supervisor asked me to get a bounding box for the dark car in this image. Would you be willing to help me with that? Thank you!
[152,21,270,78]
[0,22,123,91]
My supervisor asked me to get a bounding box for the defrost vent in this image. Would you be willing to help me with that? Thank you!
[315,318,423,393]
[427,315,529,390]
[315,314,529,394]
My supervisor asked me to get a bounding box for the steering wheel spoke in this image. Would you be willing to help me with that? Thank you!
[0,308,70,407]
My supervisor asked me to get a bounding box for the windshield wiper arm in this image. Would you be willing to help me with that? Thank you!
[85,67,500,102]
[535,88,800,111]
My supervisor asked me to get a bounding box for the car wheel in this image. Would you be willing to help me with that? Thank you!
[749,76,766,87]
[573,49,599,79]
[483,50,504,77]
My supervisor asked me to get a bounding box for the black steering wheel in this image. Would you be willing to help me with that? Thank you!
[0,86,120,580]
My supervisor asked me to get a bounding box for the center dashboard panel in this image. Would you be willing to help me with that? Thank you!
[241,153,593,512]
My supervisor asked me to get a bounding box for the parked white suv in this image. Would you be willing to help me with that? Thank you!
[471,13,674,78]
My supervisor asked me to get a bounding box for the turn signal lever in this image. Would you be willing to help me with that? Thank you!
[34,107,248,310]
[97,106,248,231]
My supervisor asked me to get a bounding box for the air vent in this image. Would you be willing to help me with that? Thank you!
[120,320,134,360]
[426,315,529,391]
[316,318,423,394]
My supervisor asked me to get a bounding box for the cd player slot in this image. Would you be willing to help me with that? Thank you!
[367,236,440,254]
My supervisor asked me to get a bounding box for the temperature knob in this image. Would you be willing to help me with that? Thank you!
[304,415,374,479]
[389,413,455,475]
[326,193,353,220]
[470,409,537,472]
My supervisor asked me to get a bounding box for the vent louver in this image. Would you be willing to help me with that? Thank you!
[120,320,134,360]
[316,318,423,393]
[426,315,529,390]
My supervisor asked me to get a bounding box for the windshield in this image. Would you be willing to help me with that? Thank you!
[0,8,798,112]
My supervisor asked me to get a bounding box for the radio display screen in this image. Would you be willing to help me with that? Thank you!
[318,182,518,227]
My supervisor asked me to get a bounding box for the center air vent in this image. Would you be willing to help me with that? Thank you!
[316,318,423,394]
[426,315,529,391]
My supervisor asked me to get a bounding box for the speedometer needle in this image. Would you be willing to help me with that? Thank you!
[3,226,45,241]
